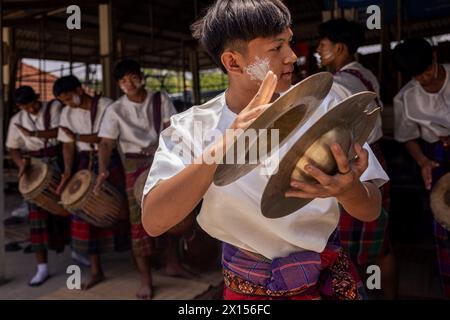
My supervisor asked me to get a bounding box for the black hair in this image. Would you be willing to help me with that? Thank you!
[318,18,365,54]
[114,59,142,81]
[53,75,82,97]
[191,0,291,71]
[14,86,38,104]
[393,38,434,77]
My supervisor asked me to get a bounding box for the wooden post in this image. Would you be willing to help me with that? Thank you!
[0,0,7,284]
[189,45,200,105]
[99,3,114,98]
[181,42,188,107]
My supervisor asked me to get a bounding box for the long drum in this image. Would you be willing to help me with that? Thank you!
[61,170,126,228]
[430,172,450,231]
[19,160,70,217]
[134,169,192,236]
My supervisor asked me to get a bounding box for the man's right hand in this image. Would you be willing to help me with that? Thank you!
[229,71,277,130]
[419,158,440,190]
[206,71,278,162]
[56,172,71,195]
[93,170,109,195]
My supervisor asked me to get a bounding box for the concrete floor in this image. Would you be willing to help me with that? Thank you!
[0,190,223,300]
[0,190,447,300]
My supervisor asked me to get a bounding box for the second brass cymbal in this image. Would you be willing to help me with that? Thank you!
[261,91,380,219]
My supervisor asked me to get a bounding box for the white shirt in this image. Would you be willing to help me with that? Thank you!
[332,61,384,144]
[143,89,389,260]
[98,89,177,154]
[6,100,62,152]
[57,97,113,151]
[394,64,450,143]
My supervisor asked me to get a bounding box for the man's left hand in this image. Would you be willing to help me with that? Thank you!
[285,143,368,201]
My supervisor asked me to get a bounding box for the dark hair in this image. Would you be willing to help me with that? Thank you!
[14,86,38,104]
[191,0,291,71]
[53,75,82,97]
[393,38,433,77]
[318,18,365,54]
[114,59,142,81]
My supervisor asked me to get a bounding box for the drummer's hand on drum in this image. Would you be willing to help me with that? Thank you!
[93,170,109,195]
[229,71,277,131]
[15,124,32,137]
[56,171,71,195]
[418,158,440,190]
[285,143,369,200]
[60,127,76,140]
[18,159,27,178]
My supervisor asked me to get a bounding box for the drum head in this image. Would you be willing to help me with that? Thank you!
[61,170,93,206]
[19,160,49,195]
[134,169,150,204]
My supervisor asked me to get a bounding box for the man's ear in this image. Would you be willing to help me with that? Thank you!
[335,43,345,56]
[221,50,244,75]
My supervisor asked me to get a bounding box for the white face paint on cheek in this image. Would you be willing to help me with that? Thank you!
[244,56,272,81]
[119,85,129,94]
[72,95,81,106]
[321,50,335,61]
[132,79,144,88]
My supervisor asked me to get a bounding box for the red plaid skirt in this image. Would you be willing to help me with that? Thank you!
[28,203,70,252]
[338,140,391,266]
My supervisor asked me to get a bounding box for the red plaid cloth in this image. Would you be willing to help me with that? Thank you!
[222,243,365,300]
[338,141,391,266]
[28,203,70,253]
[124,157,154,257]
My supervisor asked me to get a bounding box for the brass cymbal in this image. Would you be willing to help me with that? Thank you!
[431,172,450,231]
[214,72,333,186]
[261,91,380,219]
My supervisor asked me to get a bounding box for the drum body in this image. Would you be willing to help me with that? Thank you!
[133,168,193,235]
[61,170,126,228]
[19,160,70,217]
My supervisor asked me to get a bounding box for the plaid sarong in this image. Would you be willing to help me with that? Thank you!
[338,140,391,266]
[70,150,130,255]
[124,156,154,257]
[424,140,450,298]
[27,150,70,253]
[29,203,70,253]
[222,242,365,300]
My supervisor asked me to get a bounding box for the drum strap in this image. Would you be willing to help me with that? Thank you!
[88,95,101,170]
[338,68,382,109]
[38,100,55,150]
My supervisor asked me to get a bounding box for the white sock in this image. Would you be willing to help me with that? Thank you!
[29,263,49,285]
[71,250,91,267]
